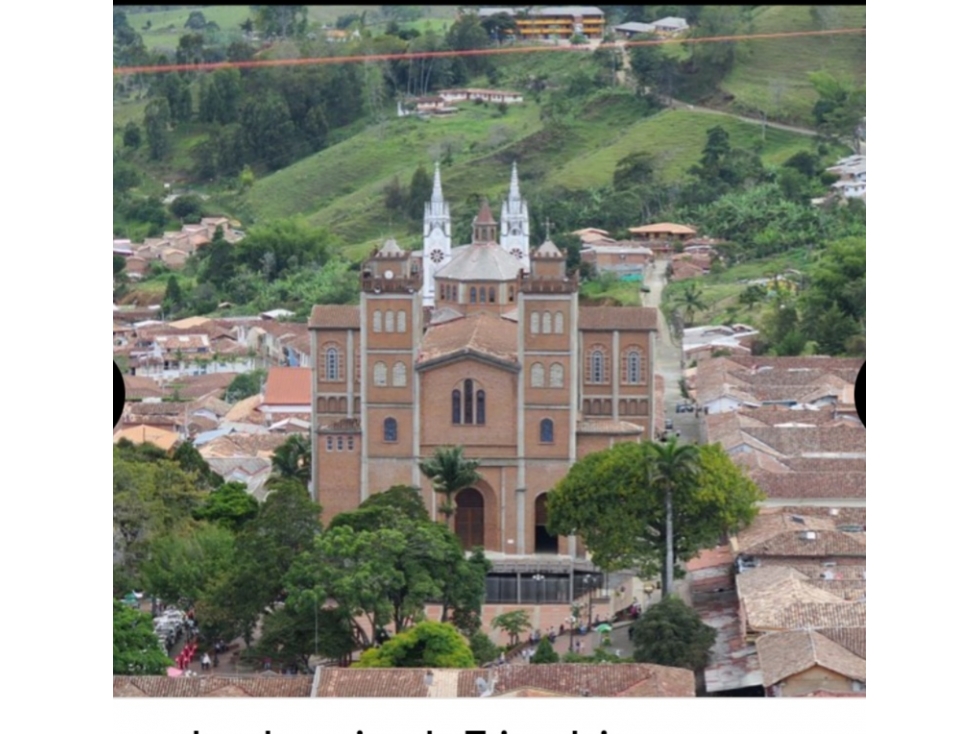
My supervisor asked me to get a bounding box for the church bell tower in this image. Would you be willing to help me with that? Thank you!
[422,162,452,308]
[500,161,530,273]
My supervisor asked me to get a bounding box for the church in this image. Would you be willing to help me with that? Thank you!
[309,163,660,596]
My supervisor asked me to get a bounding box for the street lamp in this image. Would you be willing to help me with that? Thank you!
[583,574,596,626]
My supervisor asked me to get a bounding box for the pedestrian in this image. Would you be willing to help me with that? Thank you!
[263,657,272,671]
[559,623,565,636]
[628,627,634,641]
[201,652,211,671]
[498,652,505,666]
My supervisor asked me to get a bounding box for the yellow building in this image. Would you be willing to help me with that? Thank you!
[478,6,606,40]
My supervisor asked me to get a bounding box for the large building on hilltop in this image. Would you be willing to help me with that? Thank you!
[309,164,659,588]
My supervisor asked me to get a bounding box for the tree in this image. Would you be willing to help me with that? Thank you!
[491,610,531,647]
[271,433,312,485]
[355,621,477,669]
[223,369,265,403]
[738,284,766,310]
[628,37,676,99]
[114,600,173,675]
[169,195,205,222]
[613,151,658,192]
[251,603,354,671]
[185,10,208,30]
[679,283,706,326]
[163,275,184,314]
[530,636,559,664]
[254,5,309,38]
[406,164,433,224]
[291,506,468,643]
[193,482,260,532]
[645,437,700,596]
[467,630,500,666]
[140,523,237,607]
[199,235,235,289]
[419,445,482,523]
[123,121,142,149]
[546,441,762,593]
[632,595,717,672]
[172,441,224,488]
[143,97,171,160]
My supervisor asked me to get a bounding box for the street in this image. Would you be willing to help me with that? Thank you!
[643,260,701,445]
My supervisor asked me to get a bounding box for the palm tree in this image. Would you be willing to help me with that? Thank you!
[418,445,482,524]
[271,433,312,486]
[645,437,700,597]
[680,283,707,326]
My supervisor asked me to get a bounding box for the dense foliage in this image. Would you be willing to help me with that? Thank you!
[547,441,763,592]
[631,595,717,672]
[354,621,477,669]
[114,600,173,675]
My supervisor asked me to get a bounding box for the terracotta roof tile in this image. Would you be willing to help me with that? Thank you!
[576,419,645,435]
[457,664,694,697]
[578,306,659,331]
[263,367,311,406]
[309,305,361,329]
[417,313,518,368]
[123,375,165,399]
[315,669,430,697]
[113,676,313,697]
[814,627,866,659]
[164,372,236,400]
[755,630,866,687]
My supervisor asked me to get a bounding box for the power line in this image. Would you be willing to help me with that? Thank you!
[113,27,866,76]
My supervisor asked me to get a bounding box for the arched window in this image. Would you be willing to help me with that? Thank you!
[397,311,406,333]
[554,311,564,334]
[542,312,552,334]
[479,287,486,303]
[452,390,461,424]
[383,417,398,442]
[509,286,515,302]
[530,312,540,334]
[373,361,388,387]
[476,390,485,425]
[324,344,342,382]
[392,361,407,387]
[452,285,458,301]
[464,379,474,423]
[440,284,446,300]
[623,347,644,384]
[531,362,545,387]
[336,436,342,451]
[470,287,477,303]
[385,310,395,332]
[489,287,496,303]
[540,418,554,443]
[372,311,382,333]
[588,348,608,384]
[347,436,354,451]
[327,397,338,413]
[327,436,333,451]
[550,363,564,388]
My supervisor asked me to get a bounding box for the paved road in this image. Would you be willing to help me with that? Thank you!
[643,261,700,444]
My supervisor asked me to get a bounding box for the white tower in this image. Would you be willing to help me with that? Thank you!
[422,162,452,307]
[500,161,530,273]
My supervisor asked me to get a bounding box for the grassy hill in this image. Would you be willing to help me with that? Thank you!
[239,90,818,259]
[719,5,866,125]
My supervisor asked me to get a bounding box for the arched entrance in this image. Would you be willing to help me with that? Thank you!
[455,488,485,550]
[534,493,558,554]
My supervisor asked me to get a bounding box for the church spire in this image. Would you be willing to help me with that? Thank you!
[508,161,520,201]
[432,161,444,204]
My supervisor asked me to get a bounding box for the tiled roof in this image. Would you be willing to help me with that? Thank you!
[815,627,866,659]
[263,367,311,406]
[113,676,313,697]
[315,669,430,697]
[122,375,165,400]
[113,425,181,451]
[429,307,464,325]
[155,334,210,351]
[417,312,518,368]
[164,372,236,400]
[734,511,865,558]
[742,425,865,457]
[436,244,522,281]
[578,306,659,331]
[629,222,697,235]
[576,419,645,435]
[755,630,866,688]
[696,356,861,408]
[456,664,694,697]
[309,305,361,329]
[197,433,289,459]
[750,471,866,500]
[774,506,866,527]
[756,601,867,631]
[534,239,563,258]
[474,199,496,225]
[224,394,264,423]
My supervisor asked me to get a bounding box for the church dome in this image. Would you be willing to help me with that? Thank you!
[435,243,522,282]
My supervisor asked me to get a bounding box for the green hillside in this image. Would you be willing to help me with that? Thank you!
[241,91,817,258]
[720,5,866,125]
